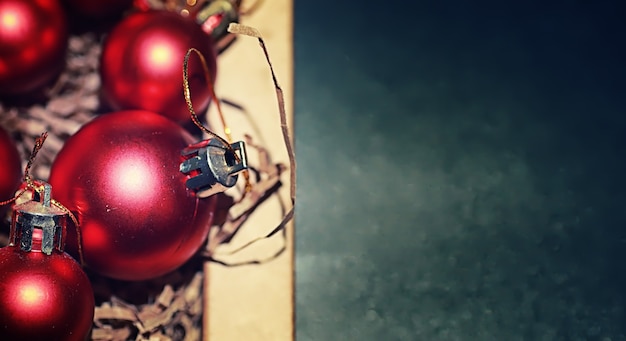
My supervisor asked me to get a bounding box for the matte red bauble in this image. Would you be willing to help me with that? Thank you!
[49,110,217,281]
[0,127,21,205]
[0,0,68,95]
[0,187,94,341]
[100,10,217,123]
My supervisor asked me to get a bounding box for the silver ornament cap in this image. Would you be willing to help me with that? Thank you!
[180,138,248,198]
[10,183,67,255]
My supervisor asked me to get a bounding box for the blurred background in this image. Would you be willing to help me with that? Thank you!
[295,1,626,340]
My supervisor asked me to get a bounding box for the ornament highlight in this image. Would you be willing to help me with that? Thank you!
[100,10,217,123]
[49,110,218,280]
[0,183,95,341]
[0,0,68,95]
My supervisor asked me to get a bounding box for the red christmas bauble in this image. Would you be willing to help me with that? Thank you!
[100,10,217,123]
[0,0,68,95]
[0,127,21,205]
[49,110,217,280]
[0,242,94,340]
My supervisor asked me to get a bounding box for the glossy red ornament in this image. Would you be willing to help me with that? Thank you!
[0,0,68,95]
[49,110,217,281]
[100,10,217,123]
[0,187,94,341]
[0,127,21,206]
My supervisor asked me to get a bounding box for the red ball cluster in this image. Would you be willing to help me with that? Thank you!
[0,1,224,338]
[0,1,218,123]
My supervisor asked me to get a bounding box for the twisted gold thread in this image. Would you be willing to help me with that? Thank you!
[183,47,252,193]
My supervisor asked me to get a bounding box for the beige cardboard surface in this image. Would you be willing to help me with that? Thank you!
[203,1,294,340]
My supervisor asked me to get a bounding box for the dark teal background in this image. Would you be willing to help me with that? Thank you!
[295,1,626,340]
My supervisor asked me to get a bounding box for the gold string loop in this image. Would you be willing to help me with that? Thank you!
[183,47,252,194]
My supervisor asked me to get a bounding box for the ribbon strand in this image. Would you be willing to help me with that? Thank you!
[205,23,296,264]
